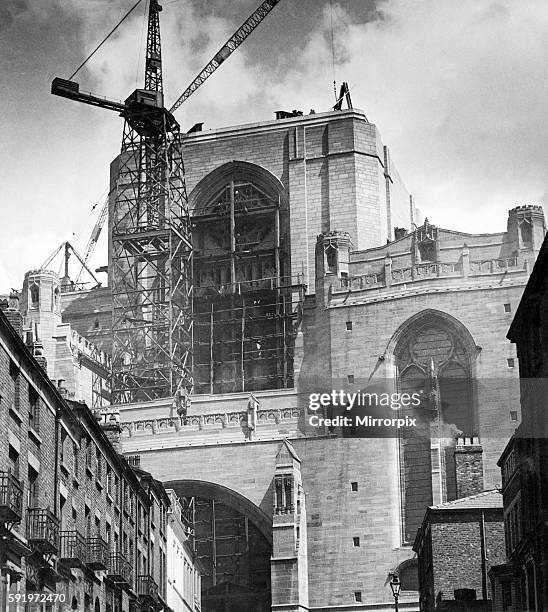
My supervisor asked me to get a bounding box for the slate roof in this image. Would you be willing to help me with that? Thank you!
[430,489,502,511]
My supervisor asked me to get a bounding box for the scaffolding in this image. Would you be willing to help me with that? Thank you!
[110,1,193,404]
[192,179,304,395]
[194,498,271,610]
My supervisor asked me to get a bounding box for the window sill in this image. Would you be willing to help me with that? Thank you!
[9,406,23,425]
[28,427,42,446]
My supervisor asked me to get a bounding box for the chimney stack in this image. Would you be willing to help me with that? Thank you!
[1,291,23,337]
[454,436,484,499]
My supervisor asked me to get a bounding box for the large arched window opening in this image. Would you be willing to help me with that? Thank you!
[393,311,477,543]
[190,163,296,395]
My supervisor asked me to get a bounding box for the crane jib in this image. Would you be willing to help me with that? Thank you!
[169,0,283,113]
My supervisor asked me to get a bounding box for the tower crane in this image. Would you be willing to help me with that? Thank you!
[51,0,283,405]
[75,196,109,285]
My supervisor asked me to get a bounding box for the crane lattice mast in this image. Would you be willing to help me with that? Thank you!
[110,0,192,405]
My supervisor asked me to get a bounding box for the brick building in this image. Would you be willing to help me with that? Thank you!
[28,107,546,610]
[413,439,505,611]
[489,233,548,611]
[0,305,200,612]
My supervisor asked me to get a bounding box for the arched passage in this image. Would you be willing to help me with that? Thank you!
[165,479,272,612]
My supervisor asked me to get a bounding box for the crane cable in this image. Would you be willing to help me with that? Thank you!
[68,0,144,80]
[135,0,149,87]
[329,0,337,102]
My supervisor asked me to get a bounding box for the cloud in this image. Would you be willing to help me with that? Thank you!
[320,0,548,231]
[1,0,547,289]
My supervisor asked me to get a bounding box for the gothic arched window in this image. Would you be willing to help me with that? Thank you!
[191,167,292,395]
[394,313,476,543]
[29,283,40,309]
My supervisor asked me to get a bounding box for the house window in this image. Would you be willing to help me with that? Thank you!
[346,321,353,331]
[28,467,38,507]
[510,411,518,421]
[347,374,355,384]
[354,592,362,602]
[9,360,20,411]
[504,303,511,313]
[60,495,67,530]
[107,467,113,497]
[85,506,91,538]
[507,358,515,368]
[73,443,79,477]
[86,439,94,471]
[60,430,67,465]
[29,385,40,431]
[96,448,102,482]
[353,536,360,547]
[351,482,358,492]
[9,445,19,479]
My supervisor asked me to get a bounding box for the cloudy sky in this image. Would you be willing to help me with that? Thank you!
[0,0,547,291]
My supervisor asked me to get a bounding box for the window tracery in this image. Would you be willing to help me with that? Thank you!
[394,314,476,543]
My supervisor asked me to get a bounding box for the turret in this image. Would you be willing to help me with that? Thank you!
[315,230,352,305]
[21,269,62,377]
[507,205,546,254]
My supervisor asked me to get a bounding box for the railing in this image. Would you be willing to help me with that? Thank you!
[0,471,23,523]
[136,575,159,601]
[340,272,384,290]
[120,407,300,437]
[337,255,526,293]
[470,257,520,274]
[60,531,87,565]
[392,262,461,283]
[26,508,60,554]
[86,537,109,569]
[107,552,133,586]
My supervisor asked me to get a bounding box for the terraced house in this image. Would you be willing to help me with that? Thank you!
[0,303,200,612]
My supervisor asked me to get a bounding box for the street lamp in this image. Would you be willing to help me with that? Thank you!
[389,573,401,611]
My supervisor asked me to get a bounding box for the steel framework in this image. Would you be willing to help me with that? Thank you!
[110,0,192,404]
